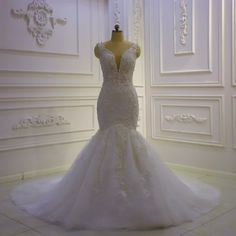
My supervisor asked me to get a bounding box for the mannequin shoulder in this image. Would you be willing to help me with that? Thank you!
[94,43,100,58]
[126,40,141,58]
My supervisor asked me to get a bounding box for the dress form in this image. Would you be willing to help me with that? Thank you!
[94,25,141,69]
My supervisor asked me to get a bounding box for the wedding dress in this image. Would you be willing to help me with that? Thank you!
[11,42,219,230]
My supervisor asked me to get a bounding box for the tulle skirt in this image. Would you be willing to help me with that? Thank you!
[11,124,219,230]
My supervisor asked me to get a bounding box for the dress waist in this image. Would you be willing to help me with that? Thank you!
[102,78,133,87]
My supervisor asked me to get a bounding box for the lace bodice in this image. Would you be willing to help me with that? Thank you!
[98,42,137,84]
[97,42,139,130]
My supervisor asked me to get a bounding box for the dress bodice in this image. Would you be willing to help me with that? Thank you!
[96,42,139,130]
[97,42,137,85]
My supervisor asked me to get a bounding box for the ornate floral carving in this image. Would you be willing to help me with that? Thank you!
[179,0,188,45]
[164,114,207,123]
[113,0,121,26]
[11,0,67,46]
[132,0,143,43]
[12,114,70,129]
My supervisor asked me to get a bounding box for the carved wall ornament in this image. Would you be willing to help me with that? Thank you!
[132,0,143,43]
[11,0,67,46]
[113,0,121,26]
[12,114,70,129]
[179,0,188,45]
[164,113,208,123]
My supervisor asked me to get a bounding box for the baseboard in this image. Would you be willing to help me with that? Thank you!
[0,165,70,184]
[23,165,70,180]
[1,162,236,184]
[0,173,22,184]
[166,162,236,180]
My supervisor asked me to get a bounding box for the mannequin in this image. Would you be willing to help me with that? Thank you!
[94,25,141,70]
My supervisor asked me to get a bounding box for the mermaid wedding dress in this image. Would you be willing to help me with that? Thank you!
[11,42,219,230]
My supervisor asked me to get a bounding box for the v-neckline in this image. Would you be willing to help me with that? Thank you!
[100,42,135,73]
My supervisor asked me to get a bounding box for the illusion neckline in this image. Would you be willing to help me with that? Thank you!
[100,42,136,73]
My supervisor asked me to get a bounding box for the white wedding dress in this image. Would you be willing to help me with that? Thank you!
[11,42,219,230]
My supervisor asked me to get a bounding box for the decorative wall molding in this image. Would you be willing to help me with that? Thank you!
[0,96,98,151]
[11,0,67,46]
[164,113,208,123]
[179,0,188,46]
[12,114,70,130]
[130,0,145,87]
[0,72,102,88]
[174,0,195,55]
[151,95,224,146]
[108,0,124,32]
[0,0,104,86]
[148,0,223,87]
[132,0,143,44]
[0,131,92,152]
[113,0,121,26]
[160,104,213,136]
[160,0,212,74]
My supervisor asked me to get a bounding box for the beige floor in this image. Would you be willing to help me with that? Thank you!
[0,170,236,236]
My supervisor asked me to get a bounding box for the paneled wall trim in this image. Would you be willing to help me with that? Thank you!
[0,97,98,151]
[151,95,224,146]
[148,0,223,87]
[0,0,107,87]
[11,0,68,46]
[174,0,195,55]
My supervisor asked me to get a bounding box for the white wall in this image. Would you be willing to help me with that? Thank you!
[0,0,105,179]
[0,0,146,180]
[3,0,232,179]
[145,0,236,173]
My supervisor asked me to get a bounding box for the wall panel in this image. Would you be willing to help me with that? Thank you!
[0,97,98,151]
[0,0,109,178]
[0,0,105,86]
[151,95,224,146]
[150,0,223,86]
